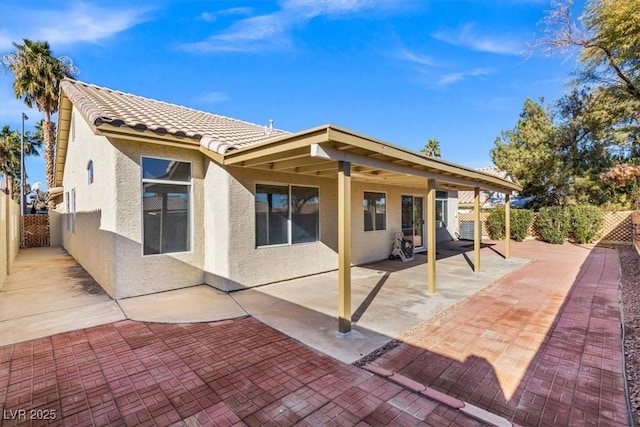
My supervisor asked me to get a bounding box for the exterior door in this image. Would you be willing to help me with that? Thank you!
[401,195,425,250]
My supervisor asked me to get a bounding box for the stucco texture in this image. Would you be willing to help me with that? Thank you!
[61,109,205,298]
[60,106,460,297]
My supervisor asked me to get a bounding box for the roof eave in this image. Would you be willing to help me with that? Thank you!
[222,124,522,193]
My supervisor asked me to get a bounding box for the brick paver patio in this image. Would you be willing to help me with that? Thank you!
[0,240,631,426]
[374,240,630,426]
[0,317,480,426]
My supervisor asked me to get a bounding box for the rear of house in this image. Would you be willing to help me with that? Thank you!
[54,79,514,299]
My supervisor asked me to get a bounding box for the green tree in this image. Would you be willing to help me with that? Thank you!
[0,124,43,203]
[421,138,442,158]
[491,98,569,205]
[1,39,77,193]
[543,0,640,101]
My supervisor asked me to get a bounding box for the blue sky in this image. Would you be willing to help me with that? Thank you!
[1,0,585,191]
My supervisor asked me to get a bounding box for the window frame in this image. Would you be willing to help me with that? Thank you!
[140,156,193,256]
[87,160,94,185]
[70,188,76,233]
[65,192,70,231]
[255,182,320,248]
[435,191,448,229]
[363,191,387,232]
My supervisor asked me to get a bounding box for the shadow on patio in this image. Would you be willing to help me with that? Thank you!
[367,241,630,426]
[232,241,529,364]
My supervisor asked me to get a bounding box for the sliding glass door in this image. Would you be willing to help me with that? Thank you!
[401,195,425,250]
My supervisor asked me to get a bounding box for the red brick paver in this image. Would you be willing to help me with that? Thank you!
[0,317,482,426]
[375,240,630,426]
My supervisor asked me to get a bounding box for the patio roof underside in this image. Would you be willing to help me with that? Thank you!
[217,125,521,194]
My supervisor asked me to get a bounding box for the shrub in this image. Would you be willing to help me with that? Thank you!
[487,207,506,240]
[511,209,533,241]
[486,207,533,241]
[537,206,570,244]
[569,205,604,244]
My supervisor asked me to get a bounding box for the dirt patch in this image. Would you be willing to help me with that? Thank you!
[619,246,640,426]
[65,265,104,295]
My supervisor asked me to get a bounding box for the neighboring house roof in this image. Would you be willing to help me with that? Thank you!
[58,78,287,152]
[458,167,514,207]
[475,166,511,181]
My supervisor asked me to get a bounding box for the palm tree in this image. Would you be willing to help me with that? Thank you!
[422,138,442,158]
[2,39,77,193]
[0,124,44,203]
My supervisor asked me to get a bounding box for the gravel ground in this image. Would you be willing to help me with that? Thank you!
[619,245,640,426]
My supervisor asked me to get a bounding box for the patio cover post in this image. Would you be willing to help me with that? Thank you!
[426,179,436,294]
[338,161,352,333]
[474,187,481,273]
[505,193,511,259]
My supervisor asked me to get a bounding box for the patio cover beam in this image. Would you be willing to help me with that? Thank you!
[338,161,352,333]
[505,194,511,259]
[474,187,481,273]
[427,179,437,294]
[310,144,510,194]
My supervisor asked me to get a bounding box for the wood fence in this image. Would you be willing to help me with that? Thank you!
[457,210,635,244]
[22,214,50,247]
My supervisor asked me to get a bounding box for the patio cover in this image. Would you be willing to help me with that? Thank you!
[209,124,522,333]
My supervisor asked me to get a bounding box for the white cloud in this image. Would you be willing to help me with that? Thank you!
[196,91,228,104]
[432,23,524,56]
[395,48,436,68]
[0,2,152,52]
[438,68,494,86]
[199,7,253,22]
[180,0,409,54]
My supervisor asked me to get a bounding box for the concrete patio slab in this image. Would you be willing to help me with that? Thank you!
[0,247,126,346]
[233,246,528,363]
[0,301,124,347]
[118,285,247,323]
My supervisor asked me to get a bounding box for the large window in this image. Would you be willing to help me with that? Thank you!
[255,184,319,247]
[364,192,386,231]
[141,157,191,255]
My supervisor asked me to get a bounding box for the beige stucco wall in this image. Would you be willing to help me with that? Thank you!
[0,192,20,288]
[205,165,339,291]
[109,139,205,298]
[49,210,63,246]
[60,105,462,296]
[61,109,118,296]
[204,167,460,290]
[61,108,206,298]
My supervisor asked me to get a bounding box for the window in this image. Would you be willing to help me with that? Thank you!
[87,160,94,184]
[255,184,319,247]
[364,192,386,231]
[141,157,191,255]
[65,192,70,231]
[65,189,76,233]
[436,191,448,229]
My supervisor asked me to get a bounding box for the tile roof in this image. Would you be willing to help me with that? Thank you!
[458,189,490,206]
[60,78,288,154]
[475,166,510,180]
[457,167,512,206]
